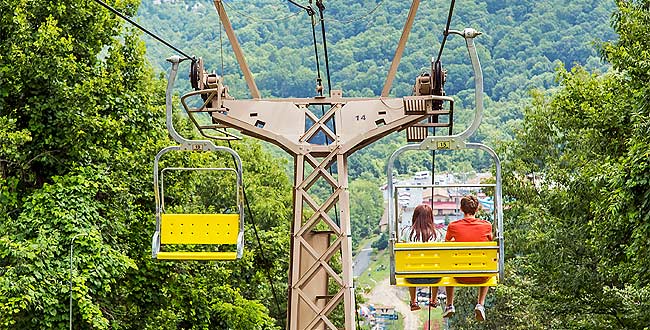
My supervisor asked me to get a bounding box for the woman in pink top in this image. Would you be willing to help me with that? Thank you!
[404,204,445,311]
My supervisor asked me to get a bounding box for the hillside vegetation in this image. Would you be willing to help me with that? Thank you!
[137,0,616,176]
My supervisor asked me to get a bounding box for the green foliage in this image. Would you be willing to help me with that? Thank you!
[485,2,650,329]
[138,0,615,99]
[350,178,383,249]
[0,172,137,329]
[0,0,292,328]
[371,232,388,251]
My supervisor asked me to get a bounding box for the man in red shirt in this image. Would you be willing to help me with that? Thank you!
[442,195,493,321]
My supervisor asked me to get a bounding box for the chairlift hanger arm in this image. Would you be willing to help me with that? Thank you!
[422,28,484,145]
[382,0,421,97]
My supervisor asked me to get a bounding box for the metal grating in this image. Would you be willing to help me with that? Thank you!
[403,96,433,115]
[406,126,428,142]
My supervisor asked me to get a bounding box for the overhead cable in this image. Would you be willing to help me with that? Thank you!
[316,0,332,96]
[93,0,194,61]
[222,0,300,22]
[435,0,456,64]
[326,0,386,24]
[226,140,284,320]
[288,0,325,95]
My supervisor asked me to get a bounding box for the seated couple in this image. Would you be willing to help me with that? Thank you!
[404,195,492,321]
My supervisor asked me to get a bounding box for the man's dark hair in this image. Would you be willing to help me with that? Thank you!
[460,195,480,215]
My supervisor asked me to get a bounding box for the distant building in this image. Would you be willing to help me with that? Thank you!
[413,171,430,180]
[422,188,460,216]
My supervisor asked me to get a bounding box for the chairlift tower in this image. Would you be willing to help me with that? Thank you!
[161,0,492,328]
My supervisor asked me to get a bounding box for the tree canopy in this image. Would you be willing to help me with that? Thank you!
[1,0,291,328]
[468,1,650,329]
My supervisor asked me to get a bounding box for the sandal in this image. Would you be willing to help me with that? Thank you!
[410,301,421,311]
[429,300,439,308]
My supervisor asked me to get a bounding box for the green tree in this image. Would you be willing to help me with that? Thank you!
[371,231,388,251]
[0,1,291,329]
[350,178,383,249]
[475,2,650,329]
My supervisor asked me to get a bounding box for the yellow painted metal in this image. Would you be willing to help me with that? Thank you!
[394,241,498,287]
[160,214,239,245]
[156,251,237,260]
[395,275,498,287]
[395,241,497,249]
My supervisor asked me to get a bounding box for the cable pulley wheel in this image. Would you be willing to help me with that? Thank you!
[433,60,444,96]
[190,59,200,90]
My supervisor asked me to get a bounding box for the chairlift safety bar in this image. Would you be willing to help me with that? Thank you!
[394,245,499,251]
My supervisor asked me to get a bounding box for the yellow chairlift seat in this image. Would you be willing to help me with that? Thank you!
[156,214,242,261]
[386,142,505,287]
[394,241,498,287]
[151,144,245,261]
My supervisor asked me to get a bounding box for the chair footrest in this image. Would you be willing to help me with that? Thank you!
[156,251,237,260]
[395,275,498,287]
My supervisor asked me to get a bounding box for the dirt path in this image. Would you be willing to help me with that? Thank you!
[366,278,420,330]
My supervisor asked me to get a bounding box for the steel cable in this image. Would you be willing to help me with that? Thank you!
[226,140,284,321]
[94,0,194,61]
[435,0,457,64]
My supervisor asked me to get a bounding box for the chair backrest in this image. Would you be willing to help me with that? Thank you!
[160,214,240,245]
[393,241,498,287]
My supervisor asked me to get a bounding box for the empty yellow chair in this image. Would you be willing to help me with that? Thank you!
[151,144,244,261]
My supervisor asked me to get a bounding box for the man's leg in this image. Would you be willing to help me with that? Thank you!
[445,286,454,306]
[409,287,416,304]
[474,286,489,321]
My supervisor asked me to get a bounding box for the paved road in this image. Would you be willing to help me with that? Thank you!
[353,242,373,277]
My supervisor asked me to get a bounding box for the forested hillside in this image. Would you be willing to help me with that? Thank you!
[139,0,615,100]
[136,0,618,251]
[137,0,617,177]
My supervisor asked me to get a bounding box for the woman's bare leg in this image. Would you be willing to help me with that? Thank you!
[477,286,489,305]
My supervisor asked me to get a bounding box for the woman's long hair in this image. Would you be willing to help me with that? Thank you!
[410,204,436,242]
